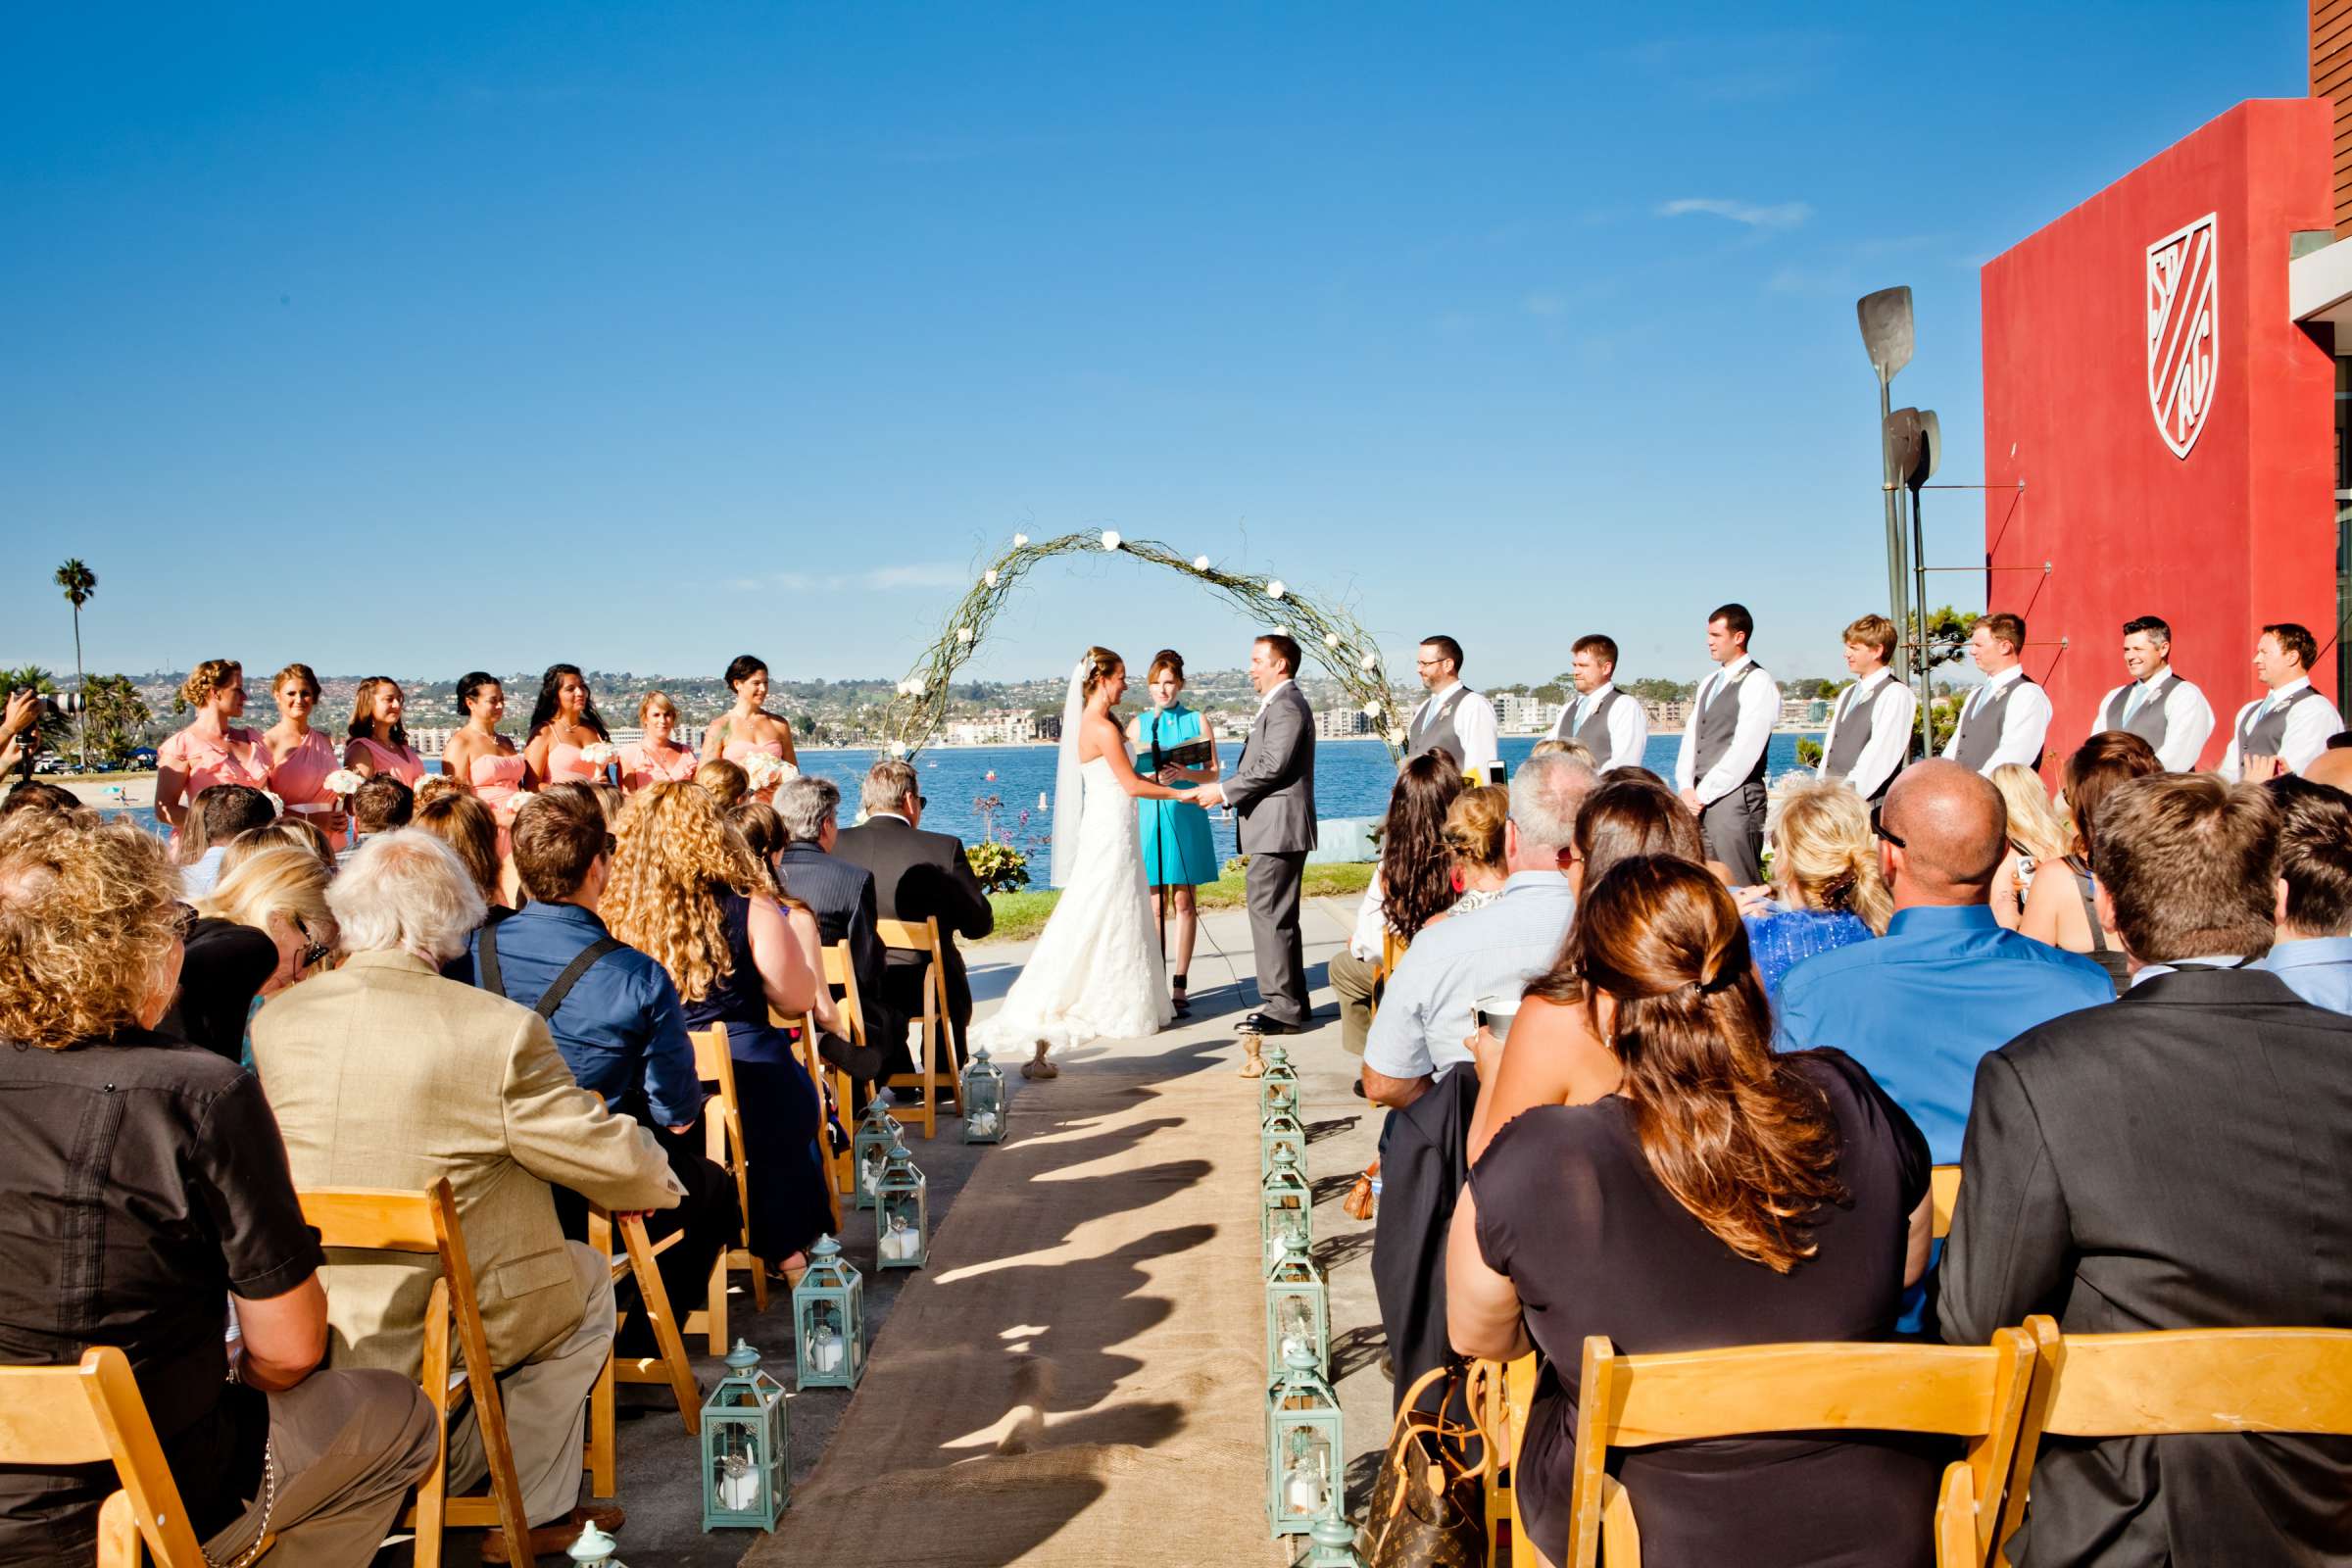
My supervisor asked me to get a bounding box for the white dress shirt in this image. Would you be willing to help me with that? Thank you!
[1348,871,1387,960]
[1818,667,1918,801]
[1939,664,2052,774]
[1412,680,1499,778]
[2094,669,2216,772]
[1255,676,1296,714]
[1547,680,1649,771]
[2220,677,2347,779]
[1674,654,1780,804]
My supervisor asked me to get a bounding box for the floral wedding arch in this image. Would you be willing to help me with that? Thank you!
[880,530,1403,760]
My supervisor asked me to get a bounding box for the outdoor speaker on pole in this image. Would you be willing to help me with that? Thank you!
[1858,287,1917,662]
[1909,409,1940,757]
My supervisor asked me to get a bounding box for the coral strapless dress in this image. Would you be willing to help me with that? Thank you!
[349,735,425,787]
[724,738,787,802]
[547,742,606,785]
[619,740,700,792]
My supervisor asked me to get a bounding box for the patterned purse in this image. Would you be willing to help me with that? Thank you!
[1360,1362,1494,1568]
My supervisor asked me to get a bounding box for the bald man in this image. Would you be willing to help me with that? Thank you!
[2304,745,2352,796]
[1775,761,2113,1168]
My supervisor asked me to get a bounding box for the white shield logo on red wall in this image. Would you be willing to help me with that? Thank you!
[2146,212,2219,459]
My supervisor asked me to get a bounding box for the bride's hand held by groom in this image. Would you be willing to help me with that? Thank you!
[1189,780,1224,808]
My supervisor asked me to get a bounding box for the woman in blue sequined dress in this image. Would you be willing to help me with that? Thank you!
[1743,779,1890,997]
[1127,650,1221,1017]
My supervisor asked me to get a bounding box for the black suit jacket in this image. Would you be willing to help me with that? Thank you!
[776,840,892,1080]
[830,813,995,1045]
[1942,967,2352,1567]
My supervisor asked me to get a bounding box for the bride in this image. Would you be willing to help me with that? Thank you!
[972,646,1199,1080]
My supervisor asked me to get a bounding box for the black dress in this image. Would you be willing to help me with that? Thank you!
[677,891,830,1263]
[1470,1049,1936,1568]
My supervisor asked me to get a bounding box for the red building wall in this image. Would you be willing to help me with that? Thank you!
[1981,97,2336,777]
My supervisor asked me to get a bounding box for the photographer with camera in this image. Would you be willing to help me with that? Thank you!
[0,690,41,779]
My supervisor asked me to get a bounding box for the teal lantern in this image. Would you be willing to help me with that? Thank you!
[1264,1233,1330,1375]
[791,1235,864,1390]
[852,1096,897,1210]
[1265,1342,1345,1537]
[1259,1042,1298,1121]
[1260,1142,1312,1267]
[1261,1102,1306,1179]
[700,1341,789,1530]
[1304,1517,1367,1567]
[961,1046,1005,1143]
[873,1134,929,1270]
[566,1520,626,1568]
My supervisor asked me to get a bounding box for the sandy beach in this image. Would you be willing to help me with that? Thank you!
[59,775,157,808]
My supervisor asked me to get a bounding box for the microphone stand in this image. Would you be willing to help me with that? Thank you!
[1148,707,1168,964]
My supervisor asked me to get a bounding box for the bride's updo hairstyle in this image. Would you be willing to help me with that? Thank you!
[1081,646,1124,700]
[1148,649,1185,685]
[1571,856,1845,1273]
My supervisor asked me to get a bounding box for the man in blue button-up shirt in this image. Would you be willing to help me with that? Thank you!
[472,790,738,1353]
[2256,772,2352,1014]
[1776,760,2113,1165]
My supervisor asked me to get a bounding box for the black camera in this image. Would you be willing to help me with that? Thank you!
[15,690,87,717]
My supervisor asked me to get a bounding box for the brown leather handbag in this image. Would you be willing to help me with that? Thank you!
[1359,1362,1494,1568]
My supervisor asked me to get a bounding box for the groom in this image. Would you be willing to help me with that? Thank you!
[1194,632,1317,1034]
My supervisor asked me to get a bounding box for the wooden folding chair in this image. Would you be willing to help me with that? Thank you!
[584,1207,701,1498]
[687,1024,765,1356]
[1931,1164,1962,1241]
[768,969,857,1229]
[874,915,965,1137]
[2000,1315,2352,1561]
[299,1182,531,1568]
[1479,1351,1540,1563]
[1565,1329,2036,1568]
[1369,928,1406,1024]
[0,1346,274,1568]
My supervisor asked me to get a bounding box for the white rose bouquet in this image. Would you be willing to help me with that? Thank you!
[742,754,799,792]
[322,768,367,796]
[580,742,619,767]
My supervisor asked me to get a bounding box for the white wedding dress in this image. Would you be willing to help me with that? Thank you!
[971,751,1172,1057]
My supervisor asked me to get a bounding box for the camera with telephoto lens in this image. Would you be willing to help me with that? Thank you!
[14,689,88,717]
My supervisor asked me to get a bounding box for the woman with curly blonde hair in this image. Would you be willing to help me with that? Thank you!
[1742,778,1888,997]
[155,659,272,844]
[606,782,826,1276]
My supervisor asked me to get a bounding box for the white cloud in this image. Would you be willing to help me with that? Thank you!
[1656,197,1814,231]
[864,564,965,590]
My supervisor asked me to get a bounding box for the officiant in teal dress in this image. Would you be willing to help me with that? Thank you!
[1130,650,1221,1016]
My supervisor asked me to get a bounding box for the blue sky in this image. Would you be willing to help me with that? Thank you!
[0,2,2308,689]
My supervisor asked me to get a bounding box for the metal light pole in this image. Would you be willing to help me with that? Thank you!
[1857,287,1917,659]
[1883,405,1941,760]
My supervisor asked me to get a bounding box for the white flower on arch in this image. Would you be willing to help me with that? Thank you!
[1101,530,1122,551]
[1266,579,1287,600]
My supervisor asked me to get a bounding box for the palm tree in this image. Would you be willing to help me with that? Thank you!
[53,559,95,772]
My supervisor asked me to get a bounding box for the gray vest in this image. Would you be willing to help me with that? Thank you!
[1406,686,1471,769]
[1566,688,1628,763]
[1954,675,2036,772]
[2100,673,2178,751]
[1694,663,1768,786]
[1823,676,1893,793]
[2236,685,2334,759]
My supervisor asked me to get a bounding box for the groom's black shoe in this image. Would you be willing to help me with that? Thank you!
[1242,1012,1303,1035]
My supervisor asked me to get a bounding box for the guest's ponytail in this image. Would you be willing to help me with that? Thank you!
[1770,779,1891,935]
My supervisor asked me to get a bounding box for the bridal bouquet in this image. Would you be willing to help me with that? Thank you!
[322,768,367,797]
[742,754,799,792]
[579,741,619,767]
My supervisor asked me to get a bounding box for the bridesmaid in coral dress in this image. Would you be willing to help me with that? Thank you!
[342,676,426,786]
[445,671,528,845]
[259,662,351,850]
[700,654,798,801]
[155,659,273,845]
[620,691,701,793]
[523,663,616,788]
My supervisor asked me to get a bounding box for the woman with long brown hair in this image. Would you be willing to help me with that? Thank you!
[2021,730,2161,995]
[342,676,426,786]
[1333,754,1467,1056]
[607,782,825,1277]
[1447,857,1935,1568]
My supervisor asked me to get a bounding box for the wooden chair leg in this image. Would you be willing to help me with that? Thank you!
[703,1252,728,1358]
[620,1215,703,1435]
[748,1247,770,1312]
[937,964,964,1117]
[95,1493,139,1568]
[586,1348,617,1499]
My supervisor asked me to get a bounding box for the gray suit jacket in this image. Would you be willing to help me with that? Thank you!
[254,951,684,1379]
[1941,967,2352,1566]
[1224,680,1317,855]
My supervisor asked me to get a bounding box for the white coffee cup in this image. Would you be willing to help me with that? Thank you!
[1475,992,1522,1043]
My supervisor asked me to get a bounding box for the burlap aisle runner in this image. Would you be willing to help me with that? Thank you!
[742,1035,1283,1567]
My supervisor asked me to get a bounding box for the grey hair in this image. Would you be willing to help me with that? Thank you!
[777,775,841,843]
[861,759,918,817]
[327,829,487,963]
[1508,753,1599,857]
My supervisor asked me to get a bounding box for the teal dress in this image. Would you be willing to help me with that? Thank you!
[1135,704,1220,888]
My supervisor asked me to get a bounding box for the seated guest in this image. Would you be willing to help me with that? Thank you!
[178,782,276,898]
[1449,857,1936,1568]
[1986,761,2072,931]
[0,813,436,1566]
[169,846,339,1062]
[472,790,739,1354]
[1775,760,2111,1168]
[1943,774,2352,1566]
[2021,731,2161,995]
[1743,778,1889,996]
[694,758,751,812]
[605,782,828,1279]
[1435,784,1512,916]
[255,831,679,1555]
[412,788,511,963]
[2256,775,2352,1011]
[834,759,995,1082]
[1364,753,1596,1407]
[224,814,339,878]
[770,777,893,1087]
[0,778,89,823]
[345,771,416,862]
[1332,756,1466,1060]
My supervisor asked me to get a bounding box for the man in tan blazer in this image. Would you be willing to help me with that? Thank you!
[255,831,683,1556]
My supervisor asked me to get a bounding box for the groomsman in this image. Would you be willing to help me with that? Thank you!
[2092,614,2214,772]
[2220,621,2346,781]
[1405,635,1500,781]
[1817,613,1917,802]
[1545,633,1647,771]
[1940,612,2050,775]
[1676,604,1778,883]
